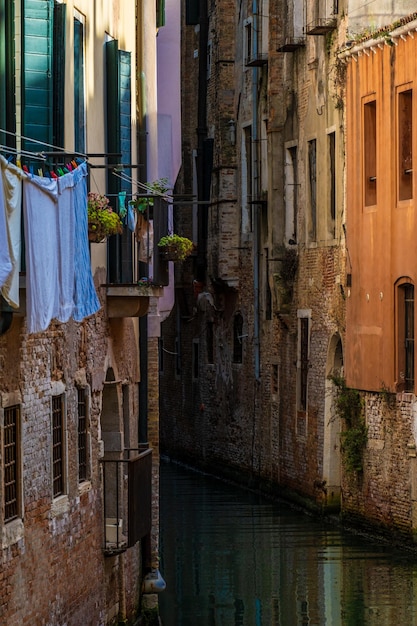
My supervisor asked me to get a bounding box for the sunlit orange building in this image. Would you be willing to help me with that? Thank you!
[345,16,417,394]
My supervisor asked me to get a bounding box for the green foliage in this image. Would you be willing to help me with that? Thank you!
[130,177,170,214]
[329,374,367,474]
[87,192,123,241]
[157,233,194,261]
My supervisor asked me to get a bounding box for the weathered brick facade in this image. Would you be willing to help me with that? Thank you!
[161,1,417,546]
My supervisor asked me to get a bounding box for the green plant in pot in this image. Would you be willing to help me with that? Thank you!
[130,177,170,216]
[157,233,194,262]
[87,192,123,242]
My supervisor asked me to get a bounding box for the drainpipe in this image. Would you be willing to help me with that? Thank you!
[196,0,209,282]
[252,0,260,381]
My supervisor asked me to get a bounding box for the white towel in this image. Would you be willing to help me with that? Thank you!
[0,165,12,289]
[0,156,23,308]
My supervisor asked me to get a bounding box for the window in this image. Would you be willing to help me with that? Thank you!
[52,394,65,498]
[233,313,244,364]
[397,282,414,392]
[297,310,311,436]
[328,131,336,238]
[244,18,252,65]
[3,405,20,522]
[0,0,16,146]
[207,40,212,79]
[106,41,133,283]
[364,99,377,207]
[398,89,412,202]
[77,388,88,483]
[185,0,199,25]
[272,363,279,401]
[285,144,298,244]
[156,0,166,28]
[242,125,253,233]
[307,139,317,241]
[74,12,86,153]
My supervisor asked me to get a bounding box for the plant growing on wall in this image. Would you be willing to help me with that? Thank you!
[329,374,367,474]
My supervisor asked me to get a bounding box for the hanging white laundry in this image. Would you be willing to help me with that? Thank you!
[23,175,60,333]
[0,163,13,289]
[56,171,76,323]
[71,161,100,321]
[0,156,23,308]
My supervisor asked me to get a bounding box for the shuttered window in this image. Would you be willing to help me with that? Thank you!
[22,0,54,152]
[0,0,16,146]
[106,41,132,284]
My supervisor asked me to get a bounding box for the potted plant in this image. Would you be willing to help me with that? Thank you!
[157,233,194,262]
[87,192,123,242]
[130,177,170,216]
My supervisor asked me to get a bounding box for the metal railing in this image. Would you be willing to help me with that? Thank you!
[101,447,152,554]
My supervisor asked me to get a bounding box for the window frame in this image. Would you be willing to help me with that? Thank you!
[363,96,377,208]
[2,403,22,524]
[397,86,413,203]
[296,309,311,438]
[51,393,67,499]
[396,279,415,392]
[77,386,90,484]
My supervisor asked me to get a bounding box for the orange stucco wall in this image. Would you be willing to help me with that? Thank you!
[345,34,417,392]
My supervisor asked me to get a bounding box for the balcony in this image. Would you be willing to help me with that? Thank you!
[245,52,268,67]
[305,17,337,35]
[277,37,306,52]
[101,448,152,555]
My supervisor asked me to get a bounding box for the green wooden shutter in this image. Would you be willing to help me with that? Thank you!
[0,0,16,146]
[53,1,66,149]
[105,45,133,283]
[156,0,165,28]
[22,0,54,152]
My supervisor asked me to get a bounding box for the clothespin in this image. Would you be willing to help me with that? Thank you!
[16,160,21,169]
[38,168,43,177]
[22,165,29,173]
[71,160,78,169]
[7,155,14,163]
[66,162,73,171]
[50,171,58,179]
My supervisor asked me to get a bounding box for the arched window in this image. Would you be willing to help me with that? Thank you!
[397,281,414,392]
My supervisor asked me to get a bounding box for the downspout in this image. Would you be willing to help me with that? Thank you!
[252,0,260,381]
[196,0,209,282]
[137,5,148,449]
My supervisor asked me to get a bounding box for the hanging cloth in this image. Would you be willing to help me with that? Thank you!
[23,174,60,333]
[0,169,12,288]
[72,161,100,321]
[0,156,24,308]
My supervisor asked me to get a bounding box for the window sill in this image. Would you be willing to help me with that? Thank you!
[2,517,24,548]
[51,494,69,518]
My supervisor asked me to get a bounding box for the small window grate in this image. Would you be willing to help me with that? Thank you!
[52,395,64,497]
[4,405,19,522]
[78,388,87,482]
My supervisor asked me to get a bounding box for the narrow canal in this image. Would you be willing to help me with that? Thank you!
[159,459,417,626]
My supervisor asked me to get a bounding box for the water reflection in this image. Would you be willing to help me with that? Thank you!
[159,460,417,625]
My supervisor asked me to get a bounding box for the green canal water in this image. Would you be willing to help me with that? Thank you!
[159,459,417,626]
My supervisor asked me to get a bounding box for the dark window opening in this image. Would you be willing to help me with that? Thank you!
[78,388,87,482]
[329,132,336,237]
[4,405,20,522]
[52,395,64,498]
[364,100,377,206]
[398,90,412,201]
[398,283,414,392]
[299,318,309,411]
[308,139,317,241]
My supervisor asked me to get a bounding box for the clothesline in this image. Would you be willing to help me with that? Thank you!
[112,170,173,202]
